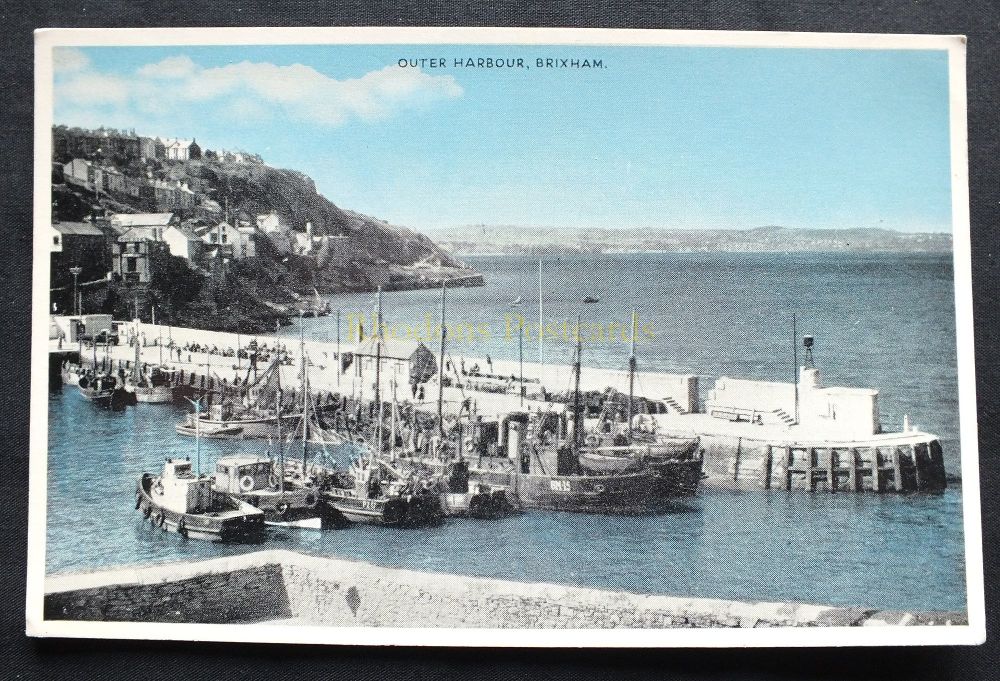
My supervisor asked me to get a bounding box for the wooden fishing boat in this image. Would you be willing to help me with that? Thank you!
[135,459,265,542]
[174,418,244,438]
[174,406,301,439]
[78,372,134,409]
[127,366,174,404]
[323,457,444,527]
[213,454,331,529]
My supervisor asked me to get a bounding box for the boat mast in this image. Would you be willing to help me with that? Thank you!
[390,374,398,461]
[538,259,543,367]
[374,288,381,411]
[627,307,637,436]
[276,360,285,493]
[300,314,308,472]
[336,308,341,389]
[793,313,799,425]
[573,313,583,451]
[184,396,203,477]
[437,281,447,438]
[519,323,524,407]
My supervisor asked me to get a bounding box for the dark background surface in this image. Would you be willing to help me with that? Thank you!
[2,1,998,678]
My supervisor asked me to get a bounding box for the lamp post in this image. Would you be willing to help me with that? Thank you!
[69,266,82,316]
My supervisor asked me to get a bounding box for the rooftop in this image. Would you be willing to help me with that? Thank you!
[111,212,174,227]
[52,222,104,237]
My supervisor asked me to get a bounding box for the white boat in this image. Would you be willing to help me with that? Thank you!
[136,459,265,542]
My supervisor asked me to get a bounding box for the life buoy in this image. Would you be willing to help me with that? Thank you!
[275,502,290,516]
[593,484,606,494]
[268,473,279,488]
[355,435,367,445]
[240,475,255,492]
[304,493,317,508]
[585,434,600,447]
[153,480,164,496]
[463,436,474,451]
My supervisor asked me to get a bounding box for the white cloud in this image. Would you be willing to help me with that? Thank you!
[53,47,90,73]
[136,55,197,79]
[55,54,463,128]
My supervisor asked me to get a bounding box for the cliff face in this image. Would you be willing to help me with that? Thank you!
[165,160,467,275]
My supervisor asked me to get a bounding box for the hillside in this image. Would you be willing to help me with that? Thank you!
[161,160,473,290]
[426,224,953,256]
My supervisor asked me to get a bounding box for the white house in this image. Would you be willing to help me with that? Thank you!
[256,211,292,254]
[158,137,201,161]
[163,224,203,260]
[197,221,255,259]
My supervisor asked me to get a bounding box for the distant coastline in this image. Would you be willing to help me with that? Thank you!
[427,225,953,257]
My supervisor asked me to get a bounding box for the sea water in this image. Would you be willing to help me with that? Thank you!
[46,252,968,612]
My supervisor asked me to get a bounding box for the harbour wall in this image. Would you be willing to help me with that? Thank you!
[44,550,964,628]
[698,432,947,493]
[62,321,948,493]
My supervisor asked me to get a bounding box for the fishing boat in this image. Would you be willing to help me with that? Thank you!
[135,458,266,542]
[173,358,302,438]
[574,308,703,496]
[323,455,444,526]
[78,371,133,409]
[212,454,328,529]
[174,419,244,438]
[124,332,175,403]
[435,459,517,518]
[582,295,599,304]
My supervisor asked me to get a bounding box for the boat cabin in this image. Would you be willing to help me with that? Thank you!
[214,455,274,494]
[158,458,213,514]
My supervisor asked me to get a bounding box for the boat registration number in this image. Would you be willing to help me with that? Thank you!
[549,479,571,492]
[361,500,379,510]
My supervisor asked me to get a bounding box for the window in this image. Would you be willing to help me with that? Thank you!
[53,236,60,246]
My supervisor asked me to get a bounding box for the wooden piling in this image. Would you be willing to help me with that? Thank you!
[849,447,860,492]
[805,447,815,491]
[891,447,904,492]
[826,447,836,493]
[871,447,881,492]
[762,445,773,490]
[785,447,793,490]
[911,444,922,491]
[733,438,741,483]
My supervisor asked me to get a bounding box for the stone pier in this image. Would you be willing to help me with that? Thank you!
[43,550,965,628]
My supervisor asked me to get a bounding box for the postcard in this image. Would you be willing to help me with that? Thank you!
[27,27,982,647]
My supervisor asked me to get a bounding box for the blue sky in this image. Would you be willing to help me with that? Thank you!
[53,44,953,233]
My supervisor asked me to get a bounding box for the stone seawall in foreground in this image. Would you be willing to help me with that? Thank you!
[44,550,965,629]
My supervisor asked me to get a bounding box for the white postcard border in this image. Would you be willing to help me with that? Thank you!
[27,26,983,648]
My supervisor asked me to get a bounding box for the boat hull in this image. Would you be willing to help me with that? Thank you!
[175,413,302,439]
[413,456,661,513]
[324,488,442,527]
[136,475,266,543]
[133,386,174,403]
